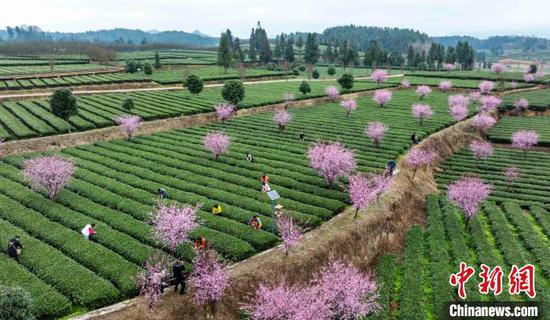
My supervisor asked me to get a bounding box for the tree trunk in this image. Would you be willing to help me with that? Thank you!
[354,207,359,219]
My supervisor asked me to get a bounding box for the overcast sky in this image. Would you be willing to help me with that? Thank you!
[1,0,548,39]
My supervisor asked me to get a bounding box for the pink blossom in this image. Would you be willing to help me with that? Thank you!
[340,99,357,116]
[479,80,494,94]
[406,148,438,178]
[189,249,229,307]
[478,95,502,113]
[412,103,434,124]
[325,86,340,101]
[371,69,387,84]
[348,173,393,218]
[115,115,142,139]
[448,95,469,108]
[203,131,231,160]
[22,156,75,199]
[511,81,518,89]
[514,98,529,112]
[449,104,469,122]
[472,114,496,134]
[276,213,301,255]
[283,92,295,103]
[308,141,356,186]
[372,89,392,107]
[444,63,455,71]
[523,73,535,82]
[401,79,410,88]
[365,122,388,146]
[273,110,293,132]
[511,130,539,153]
[469,140,494,165]
[503,166,519,186]
[491,63,505,74]
[214,103,235,123]
[535,71,545,79]
[415,85,432,99]
[151,202,199,251]
[136,257,169,308]
[447,176,492,219]
[468,91,482,103]
[439,80,452,91]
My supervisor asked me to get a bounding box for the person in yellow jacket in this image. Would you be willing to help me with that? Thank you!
[212,204,222,215]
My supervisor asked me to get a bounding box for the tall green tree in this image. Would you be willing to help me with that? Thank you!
[296,36,304,61]
[50,89,78,133]
[154,51,162,69]
[217,31,232,71]
[407,45,415,67]
[248,28,257,62]
[232,37,245,62]
[304,33,320,66]
[255,22,272,64]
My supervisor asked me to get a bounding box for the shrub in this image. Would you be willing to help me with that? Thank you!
[327,66,336,76]
[125,60,138,73]
[143,63,153,75]
[186,74,204,95]
[50,89,78,132]
[122,98,134,112]
[291,68,300,76]
[299,81,311,95]
[298,66,306,72]
[337,73,354,91]
[0,286,34,320]
[266,62,276,71]
[312,69,320,79]
[221,80,245,104]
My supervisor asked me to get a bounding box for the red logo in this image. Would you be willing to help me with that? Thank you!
[478,264,503,295]
[449,262,476,299]
[509,264,536,298]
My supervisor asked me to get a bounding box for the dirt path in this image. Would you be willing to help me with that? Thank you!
[0,74,405,100]
[72,115,482,320]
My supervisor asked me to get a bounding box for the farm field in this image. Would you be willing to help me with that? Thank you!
[377,75,533,89]
[373,195,549,320]
[116,49,217,65]
[149,65,285,84]
[0,89,474,317]
[0,63,114,76]
[502,89,550,111]
[406,69,550,82]
[0,80,392,141]
[488,116,550,146]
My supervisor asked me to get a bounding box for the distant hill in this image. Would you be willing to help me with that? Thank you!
[433,35,549,52]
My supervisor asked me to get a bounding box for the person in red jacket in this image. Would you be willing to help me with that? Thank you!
[81,223,97,241]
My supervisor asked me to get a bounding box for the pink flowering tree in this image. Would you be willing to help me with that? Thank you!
[444,63,455,71]
[438,80,452,91]
[22,156,75,199]
[513,98,529,114]
[449,104,469,123]
[511,130,539,154]
[365,122,388,147]
[325,86,340,101]
[340,99,357,117]
[371,69,387,84]
[203,131,231,160]
[448,95,470,108]
[412,103,434,125]
[243,259,379,320]
[479,80,494,94]
[214,103,235,124]
[348,173,393,218]
[447,176,492,219]
[115,115,143,139]
[469,140,494,167]
[468,91,482,104]
[308,141,356,186]
[273,110,292,133]
[401,79,410,88]
[276,213,301,255]
[535,71,545,79]
[189,249,229,318]
[472,114,496,136]
[151,202,199,252]
[283,92,295,104]
[478,95,502,113]
[491,63,505,74]
[406,148,438,179]
[372,89,392,107]
[511,81,518,89]
[503,166,519,188]
[523,73,535,83]
[415,85,432,99]
[136,255,170,308]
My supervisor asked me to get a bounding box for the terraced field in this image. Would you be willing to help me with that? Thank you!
[377,76,533,89]
[373,195,549,320]
[503,89,550,111]
[407,70,550,82]
[488,116,550,146]
[117,50,217,65]
[149,66,285,84]
[0,80,392,141]
[0,89,473,317]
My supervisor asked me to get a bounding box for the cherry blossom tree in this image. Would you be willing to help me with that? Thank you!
[365,122,388,147]
[479,80,494,94]
[308,141,356,186]
[523,73,535,83]
[491,63,505,74]
[468,91,482,103]
[371,69,387,84]
[214,103,235,124]
[447,176,492,219]
[511,130,539,154]
[340,99,357,116]
[503,166,519,188]
[511,81,518,89]
[448,95,470,108]
[272,110,292,133]
[276,213,301,255]
[136,255,170,308]
[535,71,545,79]
[151,202,199,252]
[22,156,75,199]
[513,98,529,114]
[444,63,455,71]
[283,92,295,104]
[401,79,410,88]
[472,114,496,135]
[412,103,433,125]
[325,86,340,101]
[372,89,392,107]
[415,85,432,99]
[115,115,143,139]
[203,131,231,160]
[189,249,229,319]
[438,80,452,91]
[348,173,393,218]
[406,148,438,179]
[449,104,469,123]
[469,140,494,167]
[478,95,502,113]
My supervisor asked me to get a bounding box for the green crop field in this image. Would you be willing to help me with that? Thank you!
[406,70,550,82]
[372,195,549,320]
[0,80,393,141]
[0,63,114,76]
[0,89,474,317]
[116,49,217,65]
[149,65,285,84]
[502,89,550,111]
[376,76,533,90]
[488,116,550,146]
